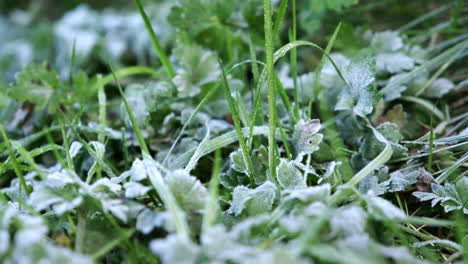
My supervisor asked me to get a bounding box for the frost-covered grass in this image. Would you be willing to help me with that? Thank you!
[0,0,467,263]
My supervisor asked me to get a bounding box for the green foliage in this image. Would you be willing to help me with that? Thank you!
[413,177,468,214]
[0,1,466,263]
[8,62,64,111]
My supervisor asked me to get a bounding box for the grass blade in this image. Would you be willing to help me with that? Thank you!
[134,0,175,78]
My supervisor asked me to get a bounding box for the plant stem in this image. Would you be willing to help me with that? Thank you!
[263,0,278,180]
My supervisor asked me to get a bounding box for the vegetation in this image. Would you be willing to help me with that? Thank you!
[0,0,467,263]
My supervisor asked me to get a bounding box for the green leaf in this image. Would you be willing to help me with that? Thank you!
[122,81,174,125]
[8,62,63,111]
[172,42,220,97]
[276,159,306,190]
[228,181,277,216]
[413,176,468,214]
[165,170,208,211]
[292,119,323,158]
[360,122,407,160]
[230,149,248,175]
[335,50,377,117]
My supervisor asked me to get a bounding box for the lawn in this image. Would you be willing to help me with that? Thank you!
[0,0,467,263]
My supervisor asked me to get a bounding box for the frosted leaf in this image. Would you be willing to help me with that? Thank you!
[283,184,331,203]
[423,78,455,98]
[344,51,375,95]
[165,170,208,211]
[376,53,414,74]
[276,159,306,190]
[150,235,200,264]
[28,184,83,215]
[413,177,468,214]
[14,214,48,246]
[336,50,376,117]
[320,53,350,88]
[230,214,271,241]
[304,201,328,216]
[279,215,308,234]
[228,181,277,216]
[331,206,367,237]
[130,159,147,181]
[360,122,407,160]
[90,178,122,194]
[136,209,164,234]
[292,119,323,158]
[172,43,220,97]
[101,200,144,223]
[69,141,83,158]
[358,174,387,196]
[371,31,403,53]
[318,161,342,183]
[380,170,418,193]
[230,149,248,174]
[202,225,260,262]
[366,196,406,220]
[45,170,76,188]
[0,230,9,255]
[124,181,151,198]
[122,81,173,125]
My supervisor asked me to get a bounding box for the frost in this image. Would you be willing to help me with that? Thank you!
[320,53,350,88]
[283,184,331,203]
[122,81,173,125]
[124,181,151,198]
[228,181,277,216]
[29,184,83,215]
[366,196,406,220]
[136,209,164,234]
[165,170,208,211]
[318,161,342,183]
[90,178,122,194]
[331,206,367,237]
[336,50,377,117]
[172,43,220,97]
[130,159,147,181]
[230,149,248,174]
[371,31,404,53]
[423,78,455,98]
[69,141,83,158]
[150,235,200,264]
[292,119,323,158]
[202,225,259,263]
[101,200,143,223]
[413,177,468,214]
[376,53,414,74]
[276,159,306,190]
[0,230,8,255]
[381,170,418,193]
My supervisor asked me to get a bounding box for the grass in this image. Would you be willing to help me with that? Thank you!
[0,0,467,263]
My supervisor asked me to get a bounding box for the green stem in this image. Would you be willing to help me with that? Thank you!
[263,0,278,180]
